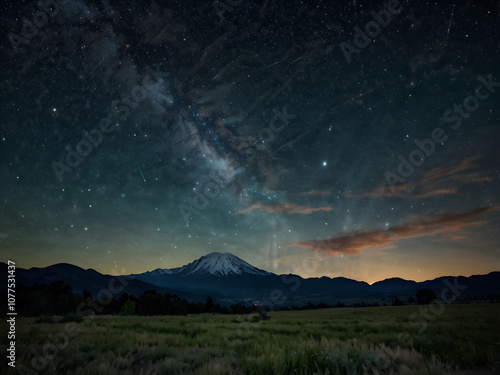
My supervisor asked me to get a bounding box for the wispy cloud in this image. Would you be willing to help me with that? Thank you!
[233,202,333,215]
[298,190,331,196]
[433,234,468,242]
[345,155,492,199]
[288,206,498,256]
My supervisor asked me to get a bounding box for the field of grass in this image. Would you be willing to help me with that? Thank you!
[2,303,499,374]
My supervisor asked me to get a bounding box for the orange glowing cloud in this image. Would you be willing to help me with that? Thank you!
[433,235,468,242]
[288,206,499,256]
[345,155,492,199]
[233,202,333,215]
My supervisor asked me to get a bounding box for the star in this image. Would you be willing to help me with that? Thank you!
[2,0,498,293]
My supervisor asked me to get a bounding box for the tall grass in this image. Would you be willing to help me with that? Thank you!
[2,303,498,374]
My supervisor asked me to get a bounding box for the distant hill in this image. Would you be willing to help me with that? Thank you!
[3,252,499,307]
[0,262,212,302]
[128,252,500,306]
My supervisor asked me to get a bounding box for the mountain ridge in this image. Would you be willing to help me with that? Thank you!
[3,252,499,307]
[124,252,500,305]
[128,252,500,284]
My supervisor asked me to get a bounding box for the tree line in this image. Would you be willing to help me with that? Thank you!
[1,281,255,317]
[2,282,494,317]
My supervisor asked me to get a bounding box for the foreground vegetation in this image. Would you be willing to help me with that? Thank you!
[2,303,499,374]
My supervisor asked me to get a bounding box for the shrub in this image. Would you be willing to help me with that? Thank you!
[416,288,437,304]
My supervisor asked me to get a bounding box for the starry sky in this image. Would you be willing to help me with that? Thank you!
[1,0,499,284]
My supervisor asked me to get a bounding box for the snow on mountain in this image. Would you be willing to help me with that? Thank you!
[178,252,271,277]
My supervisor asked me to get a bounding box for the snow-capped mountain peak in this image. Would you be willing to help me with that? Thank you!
[179,252,271,277]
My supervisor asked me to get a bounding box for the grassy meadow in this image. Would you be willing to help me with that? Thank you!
[3,303,499,374]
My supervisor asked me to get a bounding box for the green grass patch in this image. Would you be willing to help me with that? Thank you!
[1,303,498,374]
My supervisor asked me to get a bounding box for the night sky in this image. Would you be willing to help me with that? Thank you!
[1,0,499,284]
